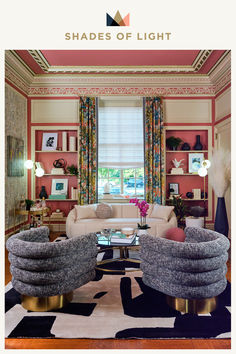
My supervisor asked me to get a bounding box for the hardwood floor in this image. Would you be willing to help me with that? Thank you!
[5,232,231,350]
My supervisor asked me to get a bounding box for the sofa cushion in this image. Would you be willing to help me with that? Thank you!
[165,227,186,242]
[74,205,97,221]
[122,204,139,218]
[95,203,113,218]
[150,204,174,221]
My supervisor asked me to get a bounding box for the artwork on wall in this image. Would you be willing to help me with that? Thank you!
[169,183,179,195]
[42,132,58,151]
[51,179,68,195]
[7,136,24,177]
[188,153,204,173]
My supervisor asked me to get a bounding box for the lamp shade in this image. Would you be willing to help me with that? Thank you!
[198,167,208,177]
[201,160,211,169]
[35,167,45,177]
[24,160,34,169]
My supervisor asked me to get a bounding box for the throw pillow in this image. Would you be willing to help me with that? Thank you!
[96,203,112,219]
[150,204,174,221]
[74,205,97,221]
[165,227,186,242]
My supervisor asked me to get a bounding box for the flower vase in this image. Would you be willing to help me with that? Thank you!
[214,197,229,237]
[193,135,203,150]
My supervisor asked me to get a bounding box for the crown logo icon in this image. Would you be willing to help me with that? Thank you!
[106,11,130,26]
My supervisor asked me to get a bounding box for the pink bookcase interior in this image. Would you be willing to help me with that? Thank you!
[35,130,77,151]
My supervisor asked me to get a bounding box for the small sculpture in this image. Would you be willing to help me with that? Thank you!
[172,159,184,168]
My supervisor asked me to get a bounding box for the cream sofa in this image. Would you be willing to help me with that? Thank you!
[66,203,177,238]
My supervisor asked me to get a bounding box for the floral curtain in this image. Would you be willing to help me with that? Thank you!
[78,97,97,205]
[144,97,165,204]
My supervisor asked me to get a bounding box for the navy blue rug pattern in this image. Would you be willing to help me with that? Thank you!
[5,248,231,339]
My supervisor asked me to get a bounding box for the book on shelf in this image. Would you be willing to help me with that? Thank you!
[51,211,64,218]
[71,187,78,200]
[48,194,67,200]
[110,233,136,244]
[51,168,65,175]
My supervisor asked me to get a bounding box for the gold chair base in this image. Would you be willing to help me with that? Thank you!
[21,292,73,312]
[166,295,217,314]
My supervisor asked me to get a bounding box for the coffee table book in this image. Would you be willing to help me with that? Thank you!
[110,233,136,244]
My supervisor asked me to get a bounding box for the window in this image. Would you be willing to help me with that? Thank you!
[98,98,144,197]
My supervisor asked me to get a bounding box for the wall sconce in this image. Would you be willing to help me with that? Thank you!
[24,160,45,177]
[197,159,211,227]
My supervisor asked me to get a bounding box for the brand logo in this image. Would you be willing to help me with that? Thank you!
[106,10,130,26]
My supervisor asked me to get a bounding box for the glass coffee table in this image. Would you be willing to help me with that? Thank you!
[96,230,141,272]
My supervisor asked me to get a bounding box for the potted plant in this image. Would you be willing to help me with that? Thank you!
[185,206,205,228]
[166,136,182,150]
[168,195,187,227]
[66,164,78,176]
[25,199,34,211]
[129,198,150,234]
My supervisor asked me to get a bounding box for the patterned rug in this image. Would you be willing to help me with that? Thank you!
[5,247,231,339]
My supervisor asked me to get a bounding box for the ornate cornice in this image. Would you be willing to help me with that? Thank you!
[28,50,213,74]
[5,50,230,97]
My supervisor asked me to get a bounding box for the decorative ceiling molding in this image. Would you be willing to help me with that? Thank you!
[192,50,212,72]
[27,49,213,74]
[5,50,231,97]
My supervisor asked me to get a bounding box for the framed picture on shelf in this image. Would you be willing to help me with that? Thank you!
[42,132,58,151]
[188,153,204,173]
[51,179,68,195]
[169,183,179,195]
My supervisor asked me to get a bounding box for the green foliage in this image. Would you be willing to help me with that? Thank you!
[166,136,182,149]
[66,164,78,176]
[168,195,188,224]
[25,199,34,207]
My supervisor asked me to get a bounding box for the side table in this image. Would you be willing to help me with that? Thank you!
[14,208,50,232]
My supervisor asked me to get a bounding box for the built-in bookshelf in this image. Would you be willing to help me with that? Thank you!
[164,126,213,222]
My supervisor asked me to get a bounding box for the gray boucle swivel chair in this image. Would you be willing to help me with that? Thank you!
[139,227,230,314]
[6,226,98,311]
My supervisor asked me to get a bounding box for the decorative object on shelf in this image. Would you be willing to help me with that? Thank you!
[171,158,184,174]
[188,153,204,173]
[66,164,78,176]
[69,136,76,151]
[169,183,179,196]
[42,132,58,151]
[39,186,48,199]
[103,182,111,194]
[24,160,45,177]
[198,159,211,227]
[185,206,205,228]
[51,211,64,218]
[62,132,67,151]
[7,136,24,177]
[129,198,150,231]
[49,194,67,200]
[208,149,231,237]
[181,142,191,151]
[25,199,34,211]
[201,191,208,199]
[168,195,187,227]
[51,178,68,196]
[186,192,194,199]
[193,135,203,150]
[166,136,182,151]
[193,188,201,199]
[51,159,66,174]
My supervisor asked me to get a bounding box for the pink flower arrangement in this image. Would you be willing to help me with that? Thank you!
[130,198,149,228]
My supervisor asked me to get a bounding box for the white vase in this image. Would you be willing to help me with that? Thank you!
[185,216,204,228]
[137,229,149,236]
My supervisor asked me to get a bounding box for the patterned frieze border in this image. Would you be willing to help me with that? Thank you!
[28,86,215,97]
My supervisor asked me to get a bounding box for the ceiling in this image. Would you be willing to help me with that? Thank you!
[13,50,228,75]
